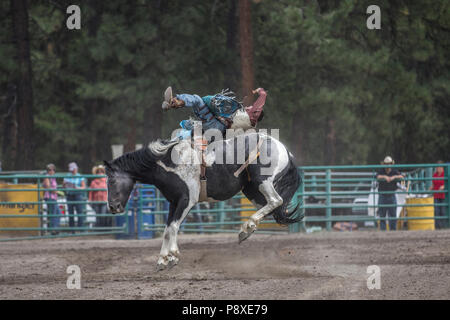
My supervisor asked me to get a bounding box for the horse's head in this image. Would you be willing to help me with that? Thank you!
[103,160,135,214]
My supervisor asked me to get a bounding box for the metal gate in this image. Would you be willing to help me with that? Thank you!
[0,173,127,241]
[1,163,448,241]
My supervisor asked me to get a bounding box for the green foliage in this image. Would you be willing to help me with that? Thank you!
[0,0,448,171]
[251,0,449,165]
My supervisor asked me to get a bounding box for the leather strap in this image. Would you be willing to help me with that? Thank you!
[233,137,264,179]
[194,138,208,180]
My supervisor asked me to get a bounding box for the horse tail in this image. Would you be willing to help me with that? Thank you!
[271,156,305,225]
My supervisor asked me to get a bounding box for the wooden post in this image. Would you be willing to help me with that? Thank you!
[10,0,35,169]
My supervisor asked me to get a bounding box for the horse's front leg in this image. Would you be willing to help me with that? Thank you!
[157,204,175,270]
[157,197,195,270]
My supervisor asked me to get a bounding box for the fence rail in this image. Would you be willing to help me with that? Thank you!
[298,163,449,231]
[0,173,125,241]
[0,163,449,241]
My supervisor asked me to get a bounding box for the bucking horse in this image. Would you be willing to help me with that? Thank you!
[104,131,303,270]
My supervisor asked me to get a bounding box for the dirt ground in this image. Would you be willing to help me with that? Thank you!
[0,230,449,300]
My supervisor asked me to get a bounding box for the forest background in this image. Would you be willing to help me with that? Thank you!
[0,0,448,172]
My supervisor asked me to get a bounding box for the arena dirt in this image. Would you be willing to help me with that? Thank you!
[0,230,449,299]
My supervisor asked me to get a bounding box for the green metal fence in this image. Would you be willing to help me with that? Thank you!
[137,163,449,234]
[0,173,127,241]
[0,163,448,241]
[297,163,450,231]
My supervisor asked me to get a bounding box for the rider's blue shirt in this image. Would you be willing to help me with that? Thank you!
[177,94,241,118]
[175,94,226,136]
[175,93,243,140]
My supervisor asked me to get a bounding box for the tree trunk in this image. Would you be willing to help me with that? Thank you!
[82,2,104,170]
[124,102,137,153]
[1,84,18,170]
[11,0,34,170]
[141,1,165,145]
[123,3,139,154]
[290,111,304,165]
[224,0,238,90]
[238,0,254,106]
[81,97,100,171]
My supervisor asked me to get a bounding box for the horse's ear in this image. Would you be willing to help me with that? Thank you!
[103,160,112,169]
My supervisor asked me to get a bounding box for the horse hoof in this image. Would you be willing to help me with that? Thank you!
[238,231,251,244]
[156,263,167,272]
[166,254,179,269]
[168,259,178,269]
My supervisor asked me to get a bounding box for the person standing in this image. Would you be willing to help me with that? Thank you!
[43,164,61,235]
[376,156,404,231]
[89,165,109,228]
[430,161,447,229]
[63,162,86,231]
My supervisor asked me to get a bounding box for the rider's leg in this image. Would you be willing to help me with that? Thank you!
[163,90,216,123]
[176,128,192,140]
[175,115,227,141]
[162,90,204,111]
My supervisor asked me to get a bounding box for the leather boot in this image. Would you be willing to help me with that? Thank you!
[162,86,185,110]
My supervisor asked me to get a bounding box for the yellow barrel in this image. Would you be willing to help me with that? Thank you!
[406,197,435,231]
[0,183,42,236]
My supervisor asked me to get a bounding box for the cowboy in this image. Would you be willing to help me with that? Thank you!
[162,87,266,140]
[376,156,404,231]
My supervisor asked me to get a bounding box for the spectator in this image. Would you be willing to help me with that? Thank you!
[63,162,86,232]
[429,161,447,229]
[89,165,110,228]
[43,163,61,235]
[376,156,404,231]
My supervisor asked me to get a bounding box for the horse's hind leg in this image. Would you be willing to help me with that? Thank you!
[239,180,283,243]
[157,197,195,270]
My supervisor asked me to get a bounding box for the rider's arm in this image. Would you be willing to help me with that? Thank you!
[250,88,267,109]
[245,88,267,126]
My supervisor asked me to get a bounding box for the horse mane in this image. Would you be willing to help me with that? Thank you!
[112,139,179,174]
[148,139,179,156]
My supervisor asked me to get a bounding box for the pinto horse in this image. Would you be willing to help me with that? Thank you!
[104,131,303,270]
